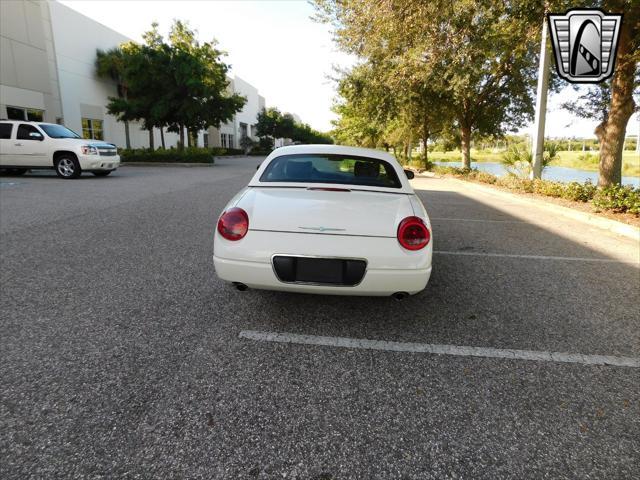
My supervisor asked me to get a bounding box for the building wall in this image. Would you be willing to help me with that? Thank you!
[208,76,263,150]
[2,1,264,151]
[0,0,62,123]
[48,1,180,149]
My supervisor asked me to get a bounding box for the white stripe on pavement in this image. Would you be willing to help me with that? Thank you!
[431,217,526,223]
[239,330,640,368]
[433,250,640,265]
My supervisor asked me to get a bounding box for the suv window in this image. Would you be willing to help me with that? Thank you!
[17,124,43,141]
[0,123,12,139]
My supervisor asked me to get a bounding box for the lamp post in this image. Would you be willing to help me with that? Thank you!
[530,13,551,180]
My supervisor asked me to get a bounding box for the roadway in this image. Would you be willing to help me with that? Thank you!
[1,157,638,478]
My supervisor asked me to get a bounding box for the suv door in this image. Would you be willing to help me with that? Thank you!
[13,124,48,166]
[0,122,14,166]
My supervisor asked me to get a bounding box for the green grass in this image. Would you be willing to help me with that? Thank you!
[414,149,639,177]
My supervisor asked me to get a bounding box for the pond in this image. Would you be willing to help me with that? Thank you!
[434,161,640,187]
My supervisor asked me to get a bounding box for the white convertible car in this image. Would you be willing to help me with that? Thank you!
[213,144,432,298]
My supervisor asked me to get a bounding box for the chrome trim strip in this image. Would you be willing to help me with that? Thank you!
[250,228,394,239]
[270,253,368,287]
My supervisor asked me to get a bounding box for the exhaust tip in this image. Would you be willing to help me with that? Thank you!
[392,292,409,301]
[233,282,248,292]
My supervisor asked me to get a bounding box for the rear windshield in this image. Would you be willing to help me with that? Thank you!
[259,154,402,188]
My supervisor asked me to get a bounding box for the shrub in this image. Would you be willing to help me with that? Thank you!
[532,179,564,197]
[473,171,497,184]
[561,181,597,202]
[577,152,599,164]
[501,146,532,178]
[433,166,470,176]
[120,147,214,163]
[248,149,273,156]
[593,185,640,215]
[496,175,534,192]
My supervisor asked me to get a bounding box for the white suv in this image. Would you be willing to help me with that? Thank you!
[0,120,120,179]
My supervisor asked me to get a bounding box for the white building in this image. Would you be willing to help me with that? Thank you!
[1,0,265,150]
[207,76,265,149]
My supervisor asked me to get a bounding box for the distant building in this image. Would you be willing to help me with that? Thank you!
[208,76,265,149]
[0,0,265,150]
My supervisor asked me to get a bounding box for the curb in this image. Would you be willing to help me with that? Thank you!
[430,176,640,241]
[122,162,214,167]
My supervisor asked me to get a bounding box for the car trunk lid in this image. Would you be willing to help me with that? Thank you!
[237,187,414,238]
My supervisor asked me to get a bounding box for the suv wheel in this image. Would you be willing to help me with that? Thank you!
[55,155,81,179]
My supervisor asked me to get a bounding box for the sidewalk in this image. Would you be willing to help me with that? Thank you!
[414,174,640,241]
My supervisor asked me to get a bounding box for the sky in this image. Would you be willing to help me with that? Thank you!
[60,0,638,139]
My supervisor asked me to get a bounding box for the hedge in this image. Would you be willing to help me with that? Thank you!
[120,147,214,163]
[119,147,248,163]
[431,166,640,216]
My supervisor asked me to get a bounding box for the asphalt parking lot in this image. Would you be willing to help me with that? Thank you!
[1,157,639,479]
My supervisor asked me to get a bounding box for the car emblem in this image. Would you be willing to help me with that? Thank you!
[548,9,622,84]
[299,226,346,232]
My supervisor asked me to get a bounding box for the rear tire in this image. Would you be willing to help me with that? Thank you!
[55,155,81,179]
[92,170,112,177]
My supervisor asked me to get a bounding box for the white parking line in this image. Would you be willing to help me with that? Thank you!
[431,217,525,224]
[433,250,640,265]
[239,330,640,368]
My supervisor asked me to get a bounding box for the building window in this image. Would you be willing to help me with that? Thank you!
[220,133,235,148]
[6,106,44,121]
[82,118,103,140]
[203,133,209,148]
[240,122,248,139]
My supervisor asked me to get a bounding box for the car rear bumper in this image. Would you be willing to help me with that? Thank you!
[213,255,431,296]
[78,154,120,170]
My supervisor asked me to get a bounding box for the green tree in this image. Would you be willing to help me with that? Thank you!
[315,0,543,168]
[97,21,246,151]
[95,48,132,148]
[164,21,245,150]
[561,1,639,186]
[256,107,282,145]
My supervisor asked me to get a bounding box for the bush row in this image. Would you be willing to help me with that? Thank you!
[119,147,245,163]
[432,166,640,216]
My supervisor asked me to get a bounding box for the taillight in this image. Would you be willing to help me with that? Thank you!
[217,207,249,241]
[397,216,430,250]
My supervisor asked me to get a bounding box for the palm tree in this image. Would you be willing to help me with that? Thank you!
[95,48,131,149]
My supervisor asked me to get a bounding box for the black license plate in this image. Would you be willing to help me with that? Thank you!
[272,256,366,286]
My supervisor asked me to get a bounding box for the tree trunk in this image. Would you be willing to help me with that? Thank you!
[460,125,472,169]
[191,130,198,148]
[124,121,131,149]
[596,6,637,187]
[148,128,154,151]
[179,125,185,151]
[422,118,430,169]
[160,127,165,149]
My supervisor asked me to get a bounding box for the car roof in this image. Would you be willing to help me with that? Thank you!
[271,144,397,162]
